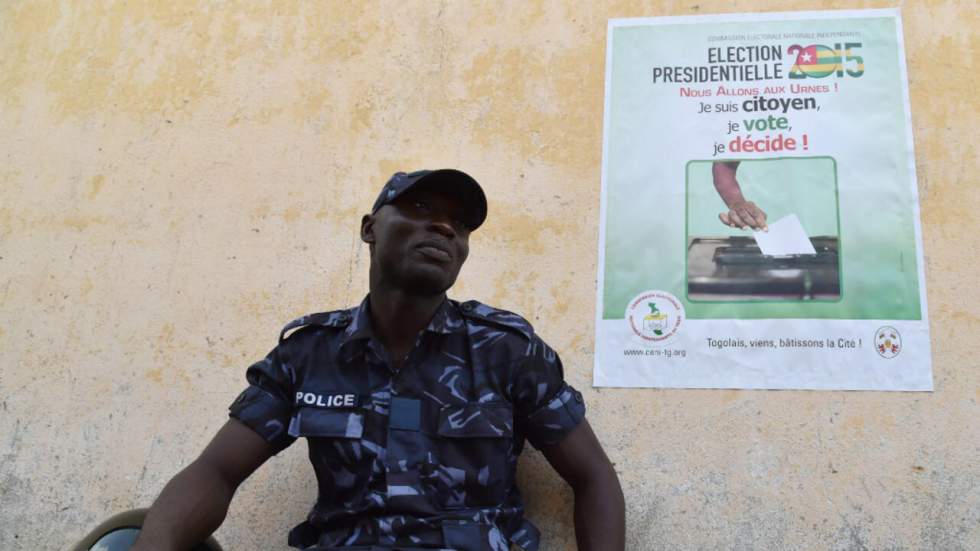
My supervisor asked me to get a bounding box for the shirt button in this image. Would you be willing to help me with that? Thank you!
[461,303,473,312]
[574,391,583,403]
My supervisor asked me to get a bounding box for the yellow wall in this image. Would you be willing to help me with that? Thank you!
[1,1,977,549]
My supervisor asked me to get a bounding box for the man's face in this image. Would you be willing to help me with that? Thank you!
[362,185,471,296]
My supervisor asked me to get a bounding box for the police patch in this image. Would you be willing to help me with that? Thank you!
[295,392,359,409]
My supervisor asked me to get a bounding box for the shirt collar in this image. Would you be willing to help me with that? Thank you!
[339,295,467,359]
[341,296,374,344]
[426,297,467,335]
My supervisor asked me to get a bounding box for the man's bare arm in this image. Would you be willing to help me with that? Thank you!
[131,419,273,551]
[712,161,768,230]
[541,419,625,551]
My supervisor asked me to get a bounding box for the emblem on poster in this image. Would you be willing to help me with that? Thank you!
[626,291,684,344]
[874,326,902,359]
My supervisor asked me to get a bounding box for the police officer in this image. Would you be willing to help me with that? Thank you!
[132,170,625,551]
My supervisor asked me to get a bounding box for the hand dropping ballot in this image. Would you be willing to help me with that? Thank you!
[752,214,816,256]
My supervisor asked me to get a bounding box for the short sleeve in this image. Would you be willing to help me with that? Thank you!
[512,337,586,449]
[228,346,296,454]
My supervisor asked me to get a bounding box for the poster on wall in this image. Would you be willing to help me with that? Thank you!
[593,9,932,390]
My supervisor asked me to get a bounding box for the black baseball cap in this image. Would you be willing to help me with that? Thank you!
[371,169,488,231]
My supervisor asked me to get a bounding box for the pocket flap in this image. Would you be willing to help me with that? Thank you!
[438,402,513,438]
[287,408,363,438]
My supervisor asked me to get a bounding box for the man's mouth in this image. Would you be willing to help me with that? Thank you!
[416,241,452,262]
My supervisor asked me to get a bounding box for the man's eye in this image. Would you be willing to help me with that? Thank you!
[413,200,430,212]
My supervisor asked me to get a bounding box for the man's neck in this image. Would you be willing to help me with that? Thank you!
[368,286,445,365]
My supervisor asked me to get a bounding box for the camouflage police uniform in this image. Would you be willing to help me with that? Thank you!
[229,296,586,551]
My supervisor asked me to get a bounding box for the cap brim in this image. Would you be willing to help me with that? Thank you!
[413,169,488,231]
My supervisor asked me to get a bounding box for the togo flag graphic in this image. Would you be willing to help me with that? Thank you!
[789,45,840,78]
[789,44,865,78]
[594,9,931,390]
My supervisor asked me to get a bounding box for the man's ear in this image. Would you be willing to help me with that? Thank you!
[360,213,375,244]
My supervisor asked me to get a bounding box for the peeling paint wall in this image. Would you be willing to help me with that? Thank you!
[0,1,977,549]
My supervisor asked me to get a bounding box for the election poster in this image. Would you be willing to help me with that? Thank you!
[593,10,932,390]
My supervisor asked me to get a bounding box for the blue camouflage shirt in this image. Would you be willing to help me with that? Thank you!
[229,296,586,551]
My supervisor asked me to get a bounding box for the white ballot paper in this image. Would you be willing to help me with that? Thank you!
[753,214,817,256]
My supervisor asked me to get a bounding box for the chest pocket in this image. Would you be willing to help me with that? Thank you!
[430,402,515,509]
[289,407,371,503]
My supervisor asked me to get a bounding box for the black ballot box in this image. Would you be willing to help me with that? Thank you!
[687,236,840,301]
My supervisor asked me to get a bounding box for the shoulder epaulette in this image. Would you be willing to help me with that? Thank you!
[457,300,534,340]
[279,309,354,343]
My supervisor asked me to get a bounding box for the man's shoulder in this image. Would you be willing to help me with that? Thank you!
[278,307,356,344]
[455,299,537,342]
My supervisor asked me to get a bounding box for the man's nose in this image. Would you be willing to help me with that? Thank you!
[427,214,457,237]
